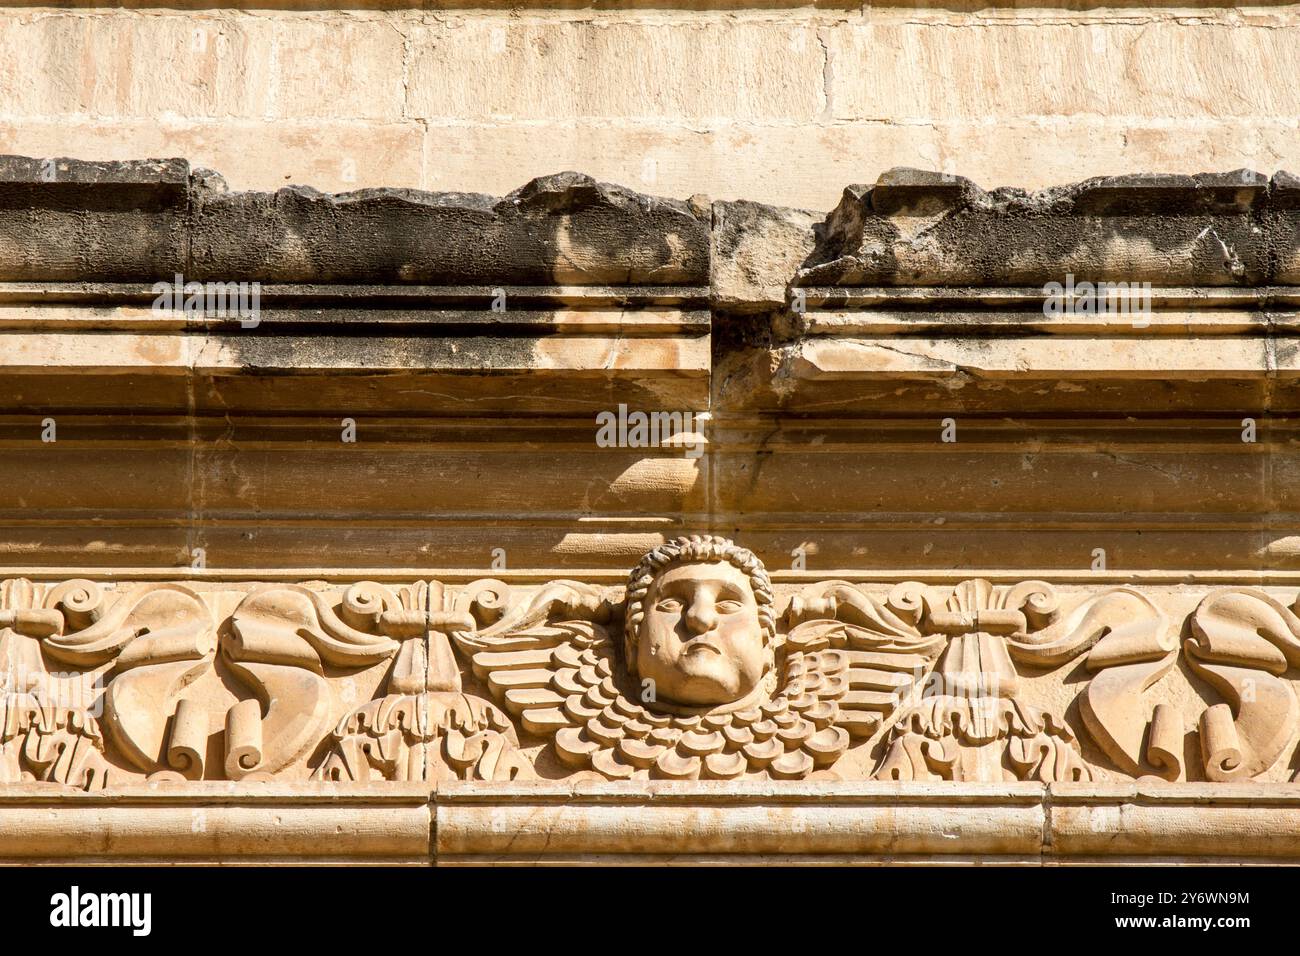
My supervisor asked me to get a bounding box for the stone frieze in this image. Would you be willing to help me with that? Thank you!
[5,537,1300,790]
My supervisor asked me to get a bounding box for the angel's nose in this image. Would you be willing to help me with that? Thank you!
[684,596,718,634]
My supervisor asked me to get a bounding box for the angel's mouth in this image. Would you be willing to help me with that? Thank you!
[683,640,722,656]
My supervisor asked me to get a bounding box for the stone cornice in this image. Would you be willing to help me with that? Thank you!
[5,158,1298,297]
[5,158,1300,422]
[0,159,710,289]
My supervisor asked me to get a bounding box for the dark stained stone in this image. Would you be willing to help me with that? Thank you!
[0,157,189,281]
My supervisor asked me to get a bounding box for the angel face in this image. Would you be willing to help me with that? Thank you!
[636,561,766,707]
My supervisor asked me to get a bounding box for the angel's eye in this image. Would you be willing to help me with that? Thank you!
[716,600,743,613]
[655,598,684,613]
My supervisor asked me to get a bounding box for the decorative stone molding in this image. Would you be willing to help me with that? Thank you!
[7,546,1300,793]
[6,156,1300,862]
[6,781,1300,865]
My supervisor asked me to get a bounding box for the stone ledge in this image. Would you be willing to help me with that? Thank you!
[435,781,1300,864]
[796,168,1299,289]
[0,158,711,289]
[7,157,1300,295]
[3,781,1298,864]
[0,782,431,863]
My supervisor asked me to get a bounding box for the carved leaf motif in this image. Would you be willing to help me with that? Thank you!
[785,581,943,746]
[865,581,1129,783]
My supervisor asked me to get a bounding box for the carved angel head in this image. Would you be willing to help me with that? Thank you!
[623,536,776,708]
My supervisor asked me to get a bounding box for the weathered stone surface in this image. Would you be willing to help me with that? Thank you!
[190,170,710,286]
[405,19,824,124]
[269,19,406,122]
[795,167,1286,288]
[6,8,1300,212]
[0,118,427,196]
[0,14,278,120]
[0,157,188,281]
[7,159,1300,865]
[826,19,1300,125]
[711,199,819,314]
[0,157,709,287]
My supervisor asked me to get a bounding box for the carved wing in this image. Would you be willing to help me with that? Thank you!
[452,579,873,780]
[785,581,946,748]
[791,580,1155,783]
[450,580,620,769]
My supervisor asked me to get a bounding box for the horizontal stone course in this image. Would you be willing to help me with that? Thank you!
[0,158,711,286]
[825,20,1300,123]
[5,780,1300,862]
[2,10,1299,209]
[5,155,1300,289]
[405,19,825,123]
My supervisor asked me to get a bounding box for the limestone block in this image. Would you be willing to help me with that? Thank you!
[795,168,1279,288]
[712,200,820,314]
[0,119,426,195]
[826,20,1300,124]
[0,13,275,119]
[0,783,430,862]
[0,157,187,281]
[406,19,824,123]
[435,781,1046,861]
[1049,784,1300,861]
[269,18,405,122]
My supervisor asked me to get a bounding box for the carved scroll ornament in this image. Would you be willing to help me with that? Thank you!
[6,554,1300,788]
[1186,589,1300,781]
[790,579,1169,783]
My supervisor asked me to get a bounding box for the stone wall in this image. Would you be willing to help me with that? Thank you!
[4,0,1299,867]
[3,157,1300,863]
[2,3,1298,209]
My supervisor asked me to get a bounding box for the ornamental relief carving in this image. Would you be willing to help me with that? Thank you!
[4,537,1300,788]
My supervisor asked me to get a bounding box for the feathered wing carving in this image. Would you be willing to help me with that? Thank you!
[838,580,1103,784]
[783,581,944,751]
[1185,588,1300,781]
[789,580,1166,784]
[452,579,941,780]
[450,580,657,777]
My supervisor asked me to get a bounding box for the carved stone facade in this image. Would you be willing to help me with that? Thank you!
[8,559,1300,792]
[4,157,1300,862]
